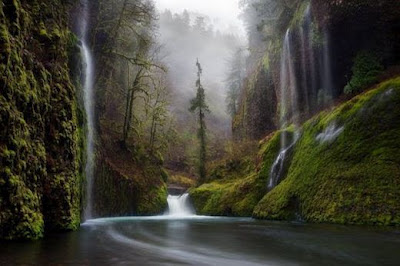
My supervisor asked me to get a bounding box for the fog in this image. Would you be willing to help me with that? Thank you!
[154,0,245,36]
[154,2,247,135]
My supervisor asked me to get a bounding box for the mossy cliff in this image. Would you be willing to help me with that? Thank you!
[93,157,168,217]
[92,130,168,217]
[0,0,83,240]
[254,78,400,225]
[192,77,400,225]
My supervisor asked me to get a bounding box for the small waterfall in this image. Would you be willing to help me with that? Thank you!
[268,132,299,190]
[80,0,95,220]
[316,123,344,143]
[165,193,195,217]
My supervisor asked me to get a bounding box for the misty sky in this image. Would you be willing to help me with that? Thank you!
[154,0,245,36]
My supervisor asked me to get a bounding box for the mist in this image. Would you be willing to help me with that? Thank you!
[154,7,246,136]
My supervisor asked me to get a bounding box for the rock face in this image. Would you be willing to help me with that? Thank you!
[191,77,400,225]
[0,0,84,239]
[233,65,278,140]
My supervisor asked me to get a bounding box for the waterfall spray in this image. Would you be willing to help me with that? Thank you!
[81,0,95,220]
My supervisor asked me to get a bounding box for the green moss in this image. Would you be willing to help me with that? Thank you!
[137,184,168,215]
[254,77,400,225]
[289,1,310,29]
[93,155,168,217]
[0,0,83,239]
[189,133,284,216]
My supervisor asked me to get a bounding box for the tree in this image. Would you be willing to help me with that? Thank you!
[189,59,210,183]
[146,71,170,153]
[225,48,246,118]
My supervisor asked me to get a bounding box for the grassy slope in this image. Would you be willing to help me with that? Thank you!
[254,77,400,225]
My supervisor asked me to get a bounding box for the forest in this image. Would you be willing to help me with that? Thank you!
[1,0,400,265]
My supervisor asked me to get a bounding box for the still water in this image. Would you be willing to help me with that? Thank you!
[1,216,399,265]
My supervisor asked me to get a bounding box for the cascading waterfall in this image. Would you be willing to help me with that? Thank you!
[269,3,335,190]
[80,0,95,220]
[269,30,300,190]
[165,193,195,217]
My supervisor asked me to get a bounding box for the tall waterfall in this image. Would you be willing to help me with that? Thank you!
[268,30,300,191]
[81,0,95,220]
[269,3,334,190]
[279,29,299,131]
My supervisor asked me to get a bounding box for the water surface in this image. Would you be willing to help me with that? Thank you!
[1,217,399,265]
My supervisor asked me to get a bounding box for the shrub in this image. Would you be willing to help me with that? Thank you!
[344,50,384,94]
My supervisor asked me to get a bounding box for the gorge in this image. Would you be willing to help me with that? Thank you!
[1,0,400,265]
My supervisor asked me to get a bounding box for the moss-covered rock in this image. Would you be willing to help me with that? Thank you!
[0,0,83,240]
[189,133,282,216]
[254,77,400,225]
[93,153,168,218]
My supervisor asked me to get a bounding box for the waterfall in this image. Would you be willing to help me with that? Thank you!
[268,3,335,190]
[280,29,299,130]
[269,29,300,190]
[316,123,344,143]
[80,0,95,220]
[165,193,195,217]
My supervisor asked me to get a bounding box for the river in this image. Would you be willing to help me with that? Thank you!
[1,195,399,265]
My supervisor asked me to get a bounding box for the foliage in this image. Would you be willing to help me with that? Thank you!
[344,50,384,94]
[189,60,210,184]
[189,132,282,216]
[88,0,171,218]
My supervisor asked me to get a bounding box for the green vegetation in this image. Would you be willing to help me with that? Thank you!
[189,59,210,184]
[254,77,400,225]
[1,0,399,242]
[344,51,384,94]
[0,0,83,239]
[191,77,400,225]
[169,175,196,188]
[190,135,280,216]
[93,156,168,217]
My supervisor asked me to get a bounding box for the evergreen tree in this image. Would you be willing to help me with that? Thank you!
[189,59,209,183]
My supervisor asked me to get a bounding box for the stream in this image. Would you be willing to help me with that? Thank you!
[1,194,399,265]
